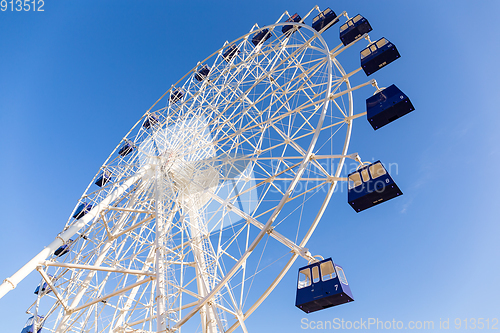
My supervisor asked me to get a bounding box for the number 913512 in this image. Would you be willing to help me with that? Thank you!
[1,0,44,11]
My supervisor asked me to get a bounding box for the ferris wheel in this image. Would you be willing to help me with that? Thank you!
[3,5,415,333]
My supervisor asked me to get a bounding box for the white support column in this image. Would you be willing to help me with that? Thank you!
[155,165,168,332]
[187,208,219,333]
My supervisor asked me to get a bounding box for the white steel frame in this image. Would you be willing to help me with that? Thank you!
[1,6,383,333]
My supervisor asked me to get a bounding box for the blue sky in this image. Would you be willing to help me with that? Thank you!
[1,0,499,332]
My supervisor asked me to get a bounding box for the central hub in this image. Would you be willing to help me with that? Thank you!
[160,150,179,175]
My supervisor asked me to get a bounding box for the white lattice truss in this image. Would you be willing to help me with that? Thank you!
[1,6,382,333]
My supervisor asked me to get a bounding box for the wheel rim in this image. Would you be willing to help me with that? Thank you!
[28,21,355,333]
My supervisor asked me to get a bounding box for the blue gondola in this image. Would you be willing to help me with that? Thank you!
[348,161,402,212]
[118,141,134,156]
[339,14,372,46]
[142,113,159,129]
[282,13,301,34]
[361,37,400,76]
[222,44,240,62]
[296,258,354,313]
[34,282,48,295]
[73,202,92,219]
[95,170,111,187]
[252,29,271,46]
[170,88,184,103]
[54,239,73,257]
[34,276,52,295]
[312,8,338,32]
[366,84,415,130]
[195,65,210,81]
[21,315,44,333]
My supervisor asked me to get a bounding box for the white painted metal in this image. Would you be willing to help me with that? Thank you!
[0,166,150,299]
[0,7,379,332]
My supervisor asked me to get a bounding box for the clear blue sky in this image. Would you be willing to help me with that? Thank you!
[1,1,499,332]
